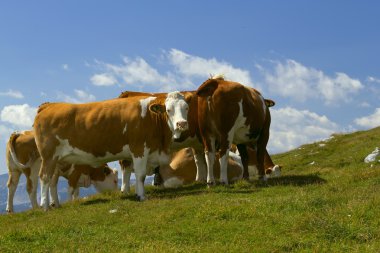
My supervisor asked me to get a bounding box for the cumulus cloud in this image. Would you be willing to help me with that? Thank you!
[259,59,363,104]
[354,108,380,128]
[167,49,253,86]
[0,104,37,128]
[0,89,24,99]
[89,49,253,91]
[57,89,96,103]
[268,107,340,153]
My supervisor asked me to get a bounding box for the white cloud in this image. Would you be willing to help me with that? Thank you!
[0,104,37,128]
[259,59,363,104]
[57,89,96,103]
[90,49,254,91]
[367,76,380,84]
[354,108,380,128]
[0,89,24,99]
[268,107,340,153]
[167,49,253,86]
[91,73,117,86]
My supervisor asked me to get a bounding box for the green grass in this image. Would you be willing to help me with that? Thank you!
[1,127,380,252]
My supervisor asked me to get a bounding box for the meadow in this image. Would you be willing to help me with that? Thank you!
[0,127,380,252]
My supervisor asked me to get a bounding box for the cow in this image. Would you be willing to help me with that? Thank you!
[33,91,192,210]
[152,146,280,188]
[5,130,118,213]
[118,89,279,189]
[196,76,272,185]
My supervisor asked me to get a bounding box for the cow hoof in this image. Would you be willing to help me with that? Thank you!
[135,194,145,201]
[207,182,216,188]
[6,209,12,214]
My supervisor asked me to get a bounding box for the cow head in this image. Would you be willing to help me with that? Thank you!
[92,166,119,193]
[149,91,190,139]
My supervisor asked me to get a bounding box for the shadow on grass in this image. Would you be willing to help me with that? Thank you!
[80,198,110,206]
[116,174,326,202]
[267,174,327,187]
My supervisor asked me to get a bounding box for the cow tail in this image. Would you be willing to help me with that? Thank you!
[8,132,28,169]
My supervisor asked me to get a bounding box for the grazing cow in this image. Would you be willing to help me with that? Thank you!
[5,130,118,213]
[33,91,192,210]
[196,76,271,185]
[118,89,278,188]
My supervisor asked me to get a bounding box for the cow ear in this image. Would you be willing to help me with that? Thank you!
[264,99,275,107]
[149,103,166,114]
[196,79,219,97]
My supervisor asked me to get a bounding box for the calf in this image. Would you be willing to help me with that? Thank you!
[33,92,192,210]
[5,131,118,213]
[196,76,271,185]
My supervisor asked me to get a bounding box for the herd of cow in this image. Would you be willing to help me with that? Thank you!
[5,75,281,213]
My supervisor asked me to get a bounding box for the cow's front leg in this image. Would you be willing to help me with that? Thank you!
[204,137,216,186]
[120,160,132,194]
[132,154,148,201]
[194,149,207,183]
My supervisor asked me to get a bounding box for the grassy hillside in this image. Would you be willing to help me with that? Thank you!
[1,127,380,252]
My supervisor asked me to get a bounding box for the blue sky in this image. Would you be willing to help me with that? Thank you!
[1,1,380,175]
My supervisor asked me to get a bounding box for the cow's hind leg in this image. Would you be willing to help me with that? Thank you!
[28,162,40,209]
[6,170,21,213]
[204,137,216,186]
[237,144,249,180]
[39,158,58,211]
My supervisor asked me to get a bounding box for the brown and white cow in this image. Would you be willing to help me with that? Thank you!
[33,91,192,210]
[118,89,279,188]
[196,76,272,185]
[5,130,118,213]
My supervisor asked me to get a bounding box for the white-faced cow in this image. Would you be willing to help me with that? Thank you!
[33,92,192,210]
[5,130,118,213]
[196,76,272,185]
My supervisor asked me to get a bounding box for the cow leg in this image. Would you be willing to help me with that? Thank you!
[6,170,21,213]
[194,149,207,183]
[264,149,281,178]
[120,160,132,194]
[29,162,40,209]
[133,155,148,201]
[255,128,270,182]
[49,169,60,208]
[237,144,249,180]
[219,134,233,185]
[39,158,57,211]
[204,137,216,186]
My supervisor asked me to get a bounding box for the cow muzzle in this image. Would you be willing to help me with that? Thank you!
[176,121,188,131]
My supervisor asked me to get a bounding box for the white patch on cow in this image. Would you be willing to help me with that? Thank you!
[92,169,118,192]
[123,123,128,135]
[40,180,50,210]
[139,96,156,118]
[270,165,281,177]
[219,152,229,184]
[54,136,132,167]
[163,177,184,188]
[232,100,251,143]
[165,91,189,139]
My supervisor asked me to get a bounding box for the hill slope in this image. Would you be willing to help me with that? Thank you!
[1,127,380,252]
